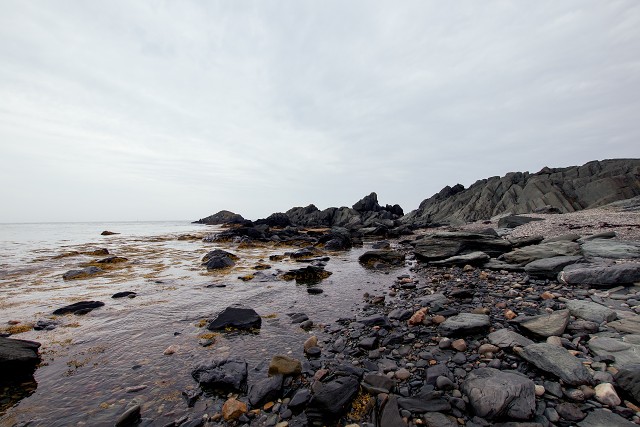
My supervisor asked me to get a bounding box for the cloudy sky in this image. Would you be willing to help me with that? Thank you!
[1,1,638,222]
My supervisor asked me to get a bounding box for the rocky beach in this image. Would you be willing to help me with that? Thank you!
[2,159,640,427]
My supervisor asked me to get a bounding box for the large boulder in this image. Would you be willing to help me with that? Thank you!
[207,306,262,331]
[413,231,512,262]
[566,300,617,324]
[501,241,582,266]
[559,263,640,287]
[589,336,640,368]
[191,358,248,392]
[248,375,283,407]
[515,343,593,385]
[202,250,236,270]
[193,210,245,225]
[523,255,584,279]
[0,337,41,380]
[461,368,536,420]
[580,239,640,259]
[305,376,359,424]
[498,215,545,229]
[352,192,382,213]
[516,309,570,337]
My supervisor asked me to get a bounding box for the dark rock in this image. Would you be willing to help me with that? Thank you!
[281,266,332,283]
[555,403,586,422]
[498,215,545,229]
[288,388,311,412]
[508,235,545,248]
[305,376,359,424]
[112,291,137,299]
[202,249,238,263]
[52,301,105,315]
[439,313,490,337]
[413,232,512,262]
[523,256,584,279]
[607,316,640,334]
[422,412,458,427]
[461,368,536,420]
[288,313,309,324]
[33,319,58,331]
[559,263,640,287]
[95,255,127,264]
[0,336,41,380]
[380,395,404,427]
[396,396,451,413]
[115,404,141,427]
[362,373,395,394]
[515,343,593,385]
[517,309,570,337]
[62,266,103,280]
[207,306,261,331]
[358,250,405,268]
[191,358,248,392]
[306,287,324,295]
[614,364,640,403]
[589,336,640,367]
[248,375,283,407]
[203,253,236,270]
[372,241,391,250]
[359,314,390,327]
[358,336,378,350]
[353,192,382,213]
[101,230,119,235]
[425,364,453,386]
[488,329,534,349]
[577,409,637,426]
[255,212,291,227]
[193,210,245,225]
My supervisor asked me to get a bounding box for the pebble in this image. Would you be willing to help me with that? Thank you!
[594,383,621,406]
[451,339,467,352]
[163,345,179,355]
[395,368,411,380]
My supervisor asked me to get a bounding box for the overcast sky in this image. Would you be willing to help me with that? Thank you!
[1,1,639,223]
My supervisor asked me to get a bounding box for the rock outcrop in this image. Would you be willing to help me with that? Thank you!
[402,159,640,227]
[193,210,245,225]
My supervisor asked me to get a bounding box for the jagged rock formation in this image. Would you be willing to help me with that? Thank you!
[402,159,640,228]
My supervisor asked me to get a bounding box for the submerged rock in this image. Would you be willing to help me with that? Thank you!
[207,306,261,331]
[358,250,405,268]
[62,266,103,280]
[281,266,332,283]
[0,336,41,380]
[191,358,248,392]
[52,301,105,315]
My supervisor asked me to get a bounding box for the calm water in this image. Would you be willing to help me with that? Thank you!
[0,222,408,426]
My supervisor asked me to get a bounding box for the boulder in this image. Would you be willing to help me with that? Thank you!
[268,355,302,376]
[362,373,395,394]
[501,241,582,266]
[515,343,593,385]
[101,230,119,235]
[358,250,405,268]
[516,309,570,337]
[280,266,332,283]
[439,313,490,337]
[379,395,405,426]
[112,291,137,299]
[0,337,41,380]
[193,210,245,225]
[202,249,238,263]
[52,301,105,315]
[577,409,637,427]
[248,375,283,407]
[488,329,535,349]
[523,256,584,279]
[589,336,640,367]
[396,396,451,413]
[305,376,359,424]
[566,300,617,324]
[255,212,291,227]
[62,266,103,280]
[191,358,248,392]
[202,250,236,270]
[559,263,640,287]
[352,192,382,213]
[614,364,640,403]
[461,368,536,420]
[414,232,512,262]
[580,239,640,259]
[207,306,261,331]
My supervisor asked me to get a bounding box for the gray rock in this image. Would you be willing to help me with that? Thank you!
[397,396,451,413]
[431,251,490,266]
[581,239,640,259]
[461,368,536,420]
[439,313,490,337]
[559,263,640,287]
[524,256,584,279]
[518,309,569,337]
[614,364,640,403]
[305,376,359,424]
[566,300,617,324]
[416,293,449,307]
[589,336,640,368]
[516,343,593,385]
[488,329,535,349]
[288,388,311,412]
[207,306,261,331]
[422,412,458,427]
[413,232,512,261]
[502,242,582,266]
[543,233,581,243]
[362,373,395,394]
[607,316,640,334]
[115,404,141,427]
[0,336,41,379]
[191,358,248,391]
[555,403,586,422]
[380,395,405,427]
[62,266,103,280]
[248,375,283,407]
[577,409,637,426]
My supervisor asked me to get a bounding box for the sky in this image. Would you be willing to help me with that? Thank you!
[1,1,639,223]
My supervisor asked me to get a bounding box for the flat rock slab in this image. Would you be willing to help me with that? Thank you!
[397,396,451,413]
[559,263,640,287]
[62,266,103,280]
[502,241,582,266]
[0,336,41,379]
[580,239,640,259]
[191,358,248,392]
[516,343,593,385]
[577,409,637,426]
[431,251,490,266]
[614,364,640,403]
[413,232,512,261]
[517,309,569,337]
[439,313,490,337]
[52,301,105,315]
[461,367,536,420]
[207,306,261,331]
[588,336,640,368]
[524,256,584,279]
[358,250,405,267]
[607,316,640,334]
[488,329,534,349]
[566,300,617,324]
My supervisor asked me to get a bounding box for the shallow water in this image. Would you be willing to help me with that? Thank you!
[0,222,408,426]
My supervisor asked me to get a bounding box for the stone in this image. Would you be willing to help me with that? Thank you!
[0,336,41,380]
[436,376,455,390]
[359,314,391,327]
[478,344,499,355]
[395,368,411,381]
[191,358,248,391]
[498,215,546,229]
[249,375,283,407]
[431,251,490,266]
[380,395,404,427]
[581,239,640,259]
[115,404,141,427]
[52,301,105,315]
[577,409,637,427]
[439,313,490,337]
[397,396,451,413]
[62,266,103,280]
[566,300,617,324]
[559,263,640,287]
[502,241,582,266]
[516,343,593,385]
[305,376,359,424]
[594,383,621,406]
[222,398,247,421]
[202,250,236,270]
[461,368,536,420]
[607,316,640,334]
[268,355,302,376]
[362,373,395,394]
[517,309,569,337]
[194,210,245,225]
[207,306,261,331]
[288,388,311,412]
[534,385,545,396]
[304,336,318,353]
[589,336,640,368]
[555,403,586,422]
[524,256,584,279]
[614,364,640,402]
[101,230,119,235]
[413,232,512,261]
[163,345,179,355]
[281,266,332,283]
[358,250,405,268]
[452,339,467,352]
[409,308,428,326]
[112,291,137,299]
[422,412,458,427]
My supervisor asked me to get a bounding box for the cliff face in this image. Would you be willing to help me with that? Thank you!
[402,159,640,227]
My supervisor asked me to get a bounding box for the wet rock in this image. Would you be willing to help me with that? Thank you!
[594,382,621,406]
[577,409,637,427]
[288,388,311,412]
[396,396,451,413]
[95,256,128,264]
[281,266,332,283]
[614,364,640,402]
[207,306,261,331]
[461,368,536,420]
[380,395,404,426]
[566,299,617,324]
[555,403,585,421]
[559,263,640,287]
[304,336,318,353]
[488,329,534,349]
[414,232,512,262]
[33,319,58,331]
[203,253,236,270]
[115,404,141,427]
[191,358,248,392]
[0,336,41,380]
[305,376,359,424]
[62,266,103,280]
[362,373,395,394]
[439,313,490,337]
[422,412,458,427]
[222,398,247,421]
[288,313,309,324]
[359,314,391,327]
[248,375,283,407]
[268,355,302,376]
[517,309,569,337]
[101,230,119,235]
[194,210,245,225]
[112,291,137,299]
[516,343,593,385]
[52,301,105,315]
[358,250,405,268]
[523,256,584,279]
